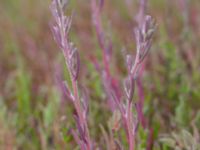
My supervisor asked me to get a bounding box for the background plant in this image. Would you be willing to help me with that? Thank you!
[0,0,200,149]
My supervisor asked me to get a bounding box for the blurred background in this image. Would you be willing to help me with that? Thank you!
[0,0,200,149]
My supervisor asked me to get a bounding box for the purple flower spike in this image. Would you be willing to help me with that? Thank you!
[50,0,92,149]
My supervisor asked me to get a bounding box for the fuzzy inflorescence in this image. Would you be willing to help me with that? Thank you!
[50,0,92,149]
[50,0,156,149]
[91,0,156,149]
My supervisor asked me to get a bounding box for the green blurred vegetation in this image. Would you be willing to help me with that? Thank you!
[0,0,200,149]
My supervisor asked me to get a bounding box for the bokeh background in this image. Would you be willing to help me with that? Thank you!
[0,0,200,149]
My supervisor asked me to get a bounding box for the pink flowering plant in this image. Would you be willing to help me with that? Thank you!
[1,0,200,149]
[51,0,155,149]
[51,0,92,149]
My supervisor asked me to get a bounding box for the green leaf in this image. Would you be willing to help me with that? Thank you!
[160,137,176,147]
[175,97,190,127]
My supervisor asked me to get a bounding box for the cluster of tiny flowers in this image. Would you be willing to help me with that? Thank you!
[51,0,92,149]
[50,0,156,149]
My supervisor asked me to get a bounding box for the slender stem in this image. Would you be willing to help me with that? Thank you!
[71,77,91,149]
[146,128,154,150]
[102,48,110,76]
[91,0,110,76]
[126,101,134,150]
[137,78,146,128]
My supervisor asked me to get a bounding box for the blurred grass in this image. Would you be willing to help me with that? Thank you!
[0,0,200,149]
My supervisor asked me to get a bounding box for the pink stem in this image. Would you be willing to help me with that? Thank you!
[127,101,135,150]
[71,77,91,150]
[137,75,146,128]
